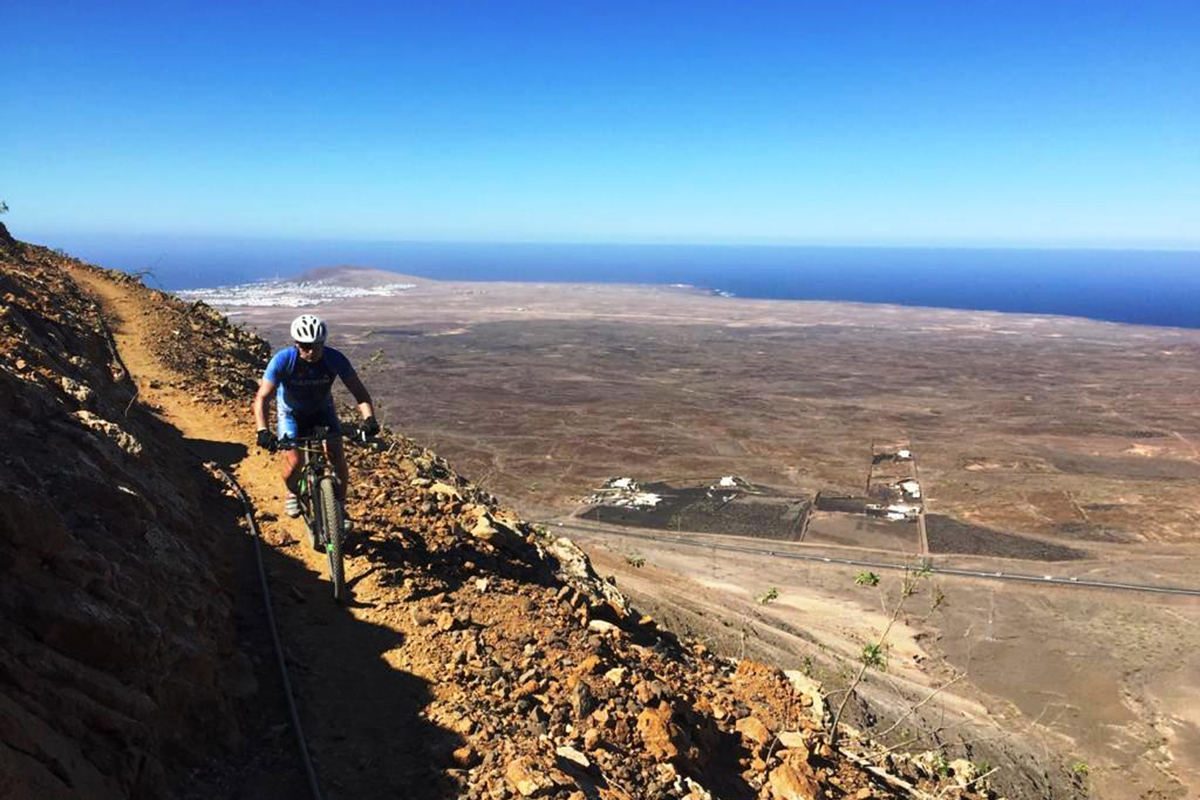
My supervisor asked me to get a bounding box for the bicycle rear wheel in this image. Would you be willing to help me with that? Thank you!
[318,476,346,603]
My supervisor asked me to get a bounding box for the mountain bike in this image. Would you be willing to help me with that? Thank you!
[277,427,348,603]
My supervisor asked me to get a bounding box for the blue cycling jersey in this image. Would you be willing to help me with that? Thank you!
[263,345,356,416]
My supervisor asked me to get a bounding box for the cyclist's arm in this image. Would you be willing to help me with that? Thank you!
[341,372,375,421]
[253,378,277,431]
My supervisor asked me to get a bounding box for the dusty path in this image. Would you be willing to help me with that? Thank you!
[70,269,451,800]
[72,270,284,515]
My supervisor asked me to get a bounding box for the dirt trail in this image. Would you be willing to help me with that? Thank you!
[72,268,287,545]
[70,268,452,799]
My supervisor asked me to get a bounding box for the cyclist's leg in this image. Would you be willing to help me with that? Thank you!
[277,406,303,511]
[315,403,348,503]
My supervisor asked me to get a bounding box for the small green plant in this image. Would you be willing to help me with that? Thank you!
[855,570,880,586]
[625,553,646,568]
[759,587,779,604]
[933,752,950,777]
[861,643,888,670]
[974,760,994,776]
[1072,761,1090,776]
[831,562,931,745]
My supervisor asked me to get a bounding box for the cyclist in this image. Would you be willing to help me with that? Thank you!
[253,314,380,521]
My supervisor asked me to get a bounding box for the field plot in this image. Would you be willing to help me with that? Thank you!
[802,509,921,553]
[580,480,809,540]
[925,514,1088,561]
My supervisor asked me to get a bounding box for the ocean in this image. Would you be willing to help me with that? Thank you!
[32,233,1200,329]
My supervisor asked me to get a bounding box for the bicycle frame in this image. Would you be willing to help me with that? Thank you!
[275,423,374,604]
[277,428,339,544]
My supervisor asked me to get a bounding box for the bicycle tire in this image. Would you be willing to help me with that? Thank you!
[318,476,346,603]
[297,476,318,551]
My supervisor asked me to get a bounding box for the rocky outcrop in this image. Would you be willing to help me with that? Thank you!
[0,221,17,253]
[0,244,254,797]
[327,431,998,798]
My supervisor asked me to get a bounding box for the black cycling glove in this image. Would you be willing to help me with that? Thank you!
[256,428,278,451]
[361,416,380,437]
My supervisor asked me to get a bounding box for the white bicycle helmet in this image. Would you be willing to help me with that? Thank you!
[290,314,328,344]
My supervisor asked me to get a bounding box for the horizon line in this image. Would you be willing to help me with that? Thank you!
[15,227,1200,255]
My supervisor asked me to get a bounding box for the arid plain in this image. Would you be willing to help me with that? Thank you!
[222,268,1200,800]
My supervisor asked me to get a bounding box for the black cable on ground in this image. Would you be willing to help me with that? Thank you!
[213,464,325,800]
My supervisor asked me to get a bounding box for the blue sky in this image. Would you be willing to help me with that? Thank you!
[3,1,1198,247]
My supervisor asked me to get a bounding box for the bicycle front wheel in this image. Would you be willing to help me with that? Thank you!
[318,476,346,603]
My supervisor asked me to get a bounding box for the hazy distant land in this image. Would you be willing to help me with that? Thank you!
[56,234,1200,327]
[206,267,1200,541]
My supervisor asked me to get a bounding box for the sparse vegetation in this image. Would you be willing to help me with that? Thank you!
[861,642,888,670]
[830,563,931,745]
[855,570,880,586]
[625,553,646,568]
[1072,760,1090,776]
[759,587,779,604]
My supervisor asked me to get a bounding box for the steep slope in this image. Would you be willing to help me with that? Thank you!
[1,226,1000,800]
[0,227,260,797]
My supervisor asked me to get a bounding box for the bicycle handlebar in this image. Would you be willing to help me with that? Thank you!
[274,424,379,451]
[274,435,328,451]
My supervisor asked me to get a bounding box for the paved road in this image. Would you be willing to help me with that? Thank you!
[545,519,1200,598]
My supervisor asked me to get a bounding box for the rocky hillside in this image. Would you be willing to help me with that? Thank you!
[0,227,261,797]
[0,224,1001,800]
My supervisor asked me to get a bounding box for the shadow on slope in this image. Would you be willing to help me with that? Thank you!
[232,533,459,800]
